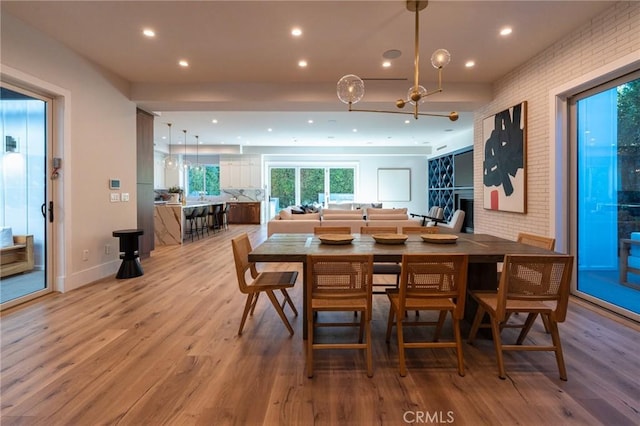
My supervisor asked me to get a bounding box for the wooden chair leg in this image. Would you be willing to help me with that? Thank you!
[516,312,538,345]
[280,288,298,316]
[265,290,294,336]
[541,314,551,333]
[250,292,260,315]
[467,305,485,343]
[490,317,507,379]
[547,319,568,380]
[365,319,373,378]
[386,307,395,342]
[433,310,448,341]
[307,311,314,378]
[397,319,407,377]
[358,310,365,343]
[238,293,255,335]
[453,318,465,377]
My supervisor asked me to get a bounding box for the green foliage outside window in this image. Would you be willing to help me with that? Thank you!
[270,168,295,208]
[188,165,220,196]
[300,168,324,205]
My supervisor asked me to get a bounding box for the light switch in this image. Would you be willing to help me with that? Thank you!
[110,193,120,202]
[121,192,129,202]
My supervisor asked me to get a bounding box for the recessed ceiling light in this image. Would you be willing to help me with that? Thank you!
[298,60,308,68]
[267,128,273,132]
[291,27,302,37]
[142,28,155,38]
[308,119,313,124]
[352,128,357,132]
[500,27,512,36]
[404,120,410,124]
[382,61,391,68]
[178,59,189,67]
[465,60,475,68]
[212,119,218,124]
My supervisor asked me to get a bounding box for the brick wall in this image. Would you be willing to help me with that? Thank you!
[474,1,640,240]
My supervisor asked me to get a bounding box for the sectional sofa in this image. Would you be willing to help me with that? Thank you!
[267,207,423,236]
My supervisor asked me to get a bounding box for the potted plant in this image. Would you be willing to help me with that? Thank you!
[167,186,183,204]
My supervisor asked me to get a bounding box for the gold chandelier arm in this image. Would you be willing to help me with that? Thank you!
[414,3,420,91]
[347,107,458,121]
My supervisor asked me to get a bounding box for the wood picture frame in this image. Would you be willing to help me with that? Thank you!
[378,168,411,202]
[482,101,527,213]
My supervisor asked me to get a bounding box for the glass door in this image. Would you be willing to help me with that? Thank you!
[571,72,640,319]
[0,83,53,307]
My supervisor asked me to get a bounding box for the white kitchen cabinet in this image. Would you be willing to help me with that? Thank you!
[220,155,261,188]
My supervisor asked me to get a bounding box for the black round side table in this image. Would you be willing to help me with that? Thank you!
[112,229,144,279]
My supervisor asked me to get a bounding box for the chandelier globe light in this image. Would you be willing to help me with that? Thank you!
[163,122,180,170]
[336,0,458,121]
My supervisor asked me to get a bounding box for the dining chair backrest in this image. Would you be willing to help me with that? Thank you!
[231,233,259,293]
[361,226,397,234]
[516,232,556,250]
[398,254,469,319]
[498,254,573,322]
[314,226,351,235]
[306,254,373,314]
[401,226,439,234]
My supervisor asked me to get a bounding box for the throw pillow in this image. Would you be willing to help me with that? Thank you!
[0,227,14,248]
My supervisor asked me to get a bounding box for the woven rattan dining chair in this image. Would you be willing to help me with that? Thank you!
[498,233,557,332]
[468,254,574,380]
[385,254,469,377]
[314,226,351,235]
[306,254,374,378]
[360,226,401,293]
[231,233,298,336]
[401,226,439,234]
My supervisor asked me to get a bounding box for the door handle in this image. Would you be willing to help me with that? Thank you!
[48,201,54,223]
[41,203,46,219]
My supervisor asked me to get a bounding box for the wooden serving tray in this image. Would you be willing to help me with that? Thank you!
[372,234,408,244]
[318,234,354,245]
[421,234,458,244]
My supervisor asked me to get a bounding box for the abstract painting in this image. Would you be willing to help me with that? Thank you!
[482,101,527,213]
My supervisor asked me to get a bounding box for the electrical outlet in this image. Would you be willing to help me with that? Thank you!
[82,249,89,261]
[110,193,120,202]
[105,244,111,255]
[121,192,129,202]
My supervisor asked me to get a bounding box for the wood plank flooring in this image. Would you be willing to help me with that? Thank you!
[1,225,639,425]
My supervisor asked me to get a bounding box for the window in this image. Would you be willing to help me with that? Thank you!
[268,164,357,211]
[188,164,220,196]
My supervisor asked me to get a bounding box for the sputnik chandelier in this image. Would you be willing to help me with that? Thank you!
[336,0,458,121]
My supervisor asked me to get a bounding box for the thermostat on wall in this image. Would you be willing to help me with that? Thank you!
[109,179,121,190]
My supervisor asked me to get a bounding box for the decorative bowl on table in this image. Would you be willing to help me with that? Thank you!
[318,234,354,245]
[372,234,408,245]
[421,234,458,244]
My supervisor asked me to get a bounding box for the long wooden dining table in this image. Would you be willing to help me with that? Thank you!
[248,233,557,339]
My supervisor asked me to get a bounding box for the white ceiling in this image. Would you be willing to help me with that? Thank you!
[2,0,615,148]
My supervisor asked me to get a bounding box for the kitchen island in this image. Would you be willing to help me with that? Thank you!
[154,202,224,245]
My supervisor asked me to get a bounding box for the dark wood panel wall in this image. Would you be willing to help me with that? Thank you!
[136,109,155,258]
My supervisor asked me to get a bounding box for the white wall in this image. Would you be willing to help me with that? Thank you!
[473,1,640,242]
[1,13,137,291]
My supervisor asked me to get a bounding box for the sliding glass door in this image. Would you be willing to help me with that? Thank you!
[0,83,53,307]
[571,72,639,319]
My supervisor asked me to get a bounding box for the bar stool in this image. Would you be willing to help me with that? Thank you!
[211,204,222,232]
[184,207,199,241]
[221,204,229,230]
[196,206,210,238]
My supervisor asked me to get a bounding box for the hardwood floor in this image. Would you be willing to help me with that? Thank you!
[1,225,639,425]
